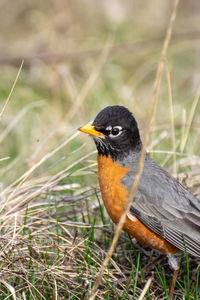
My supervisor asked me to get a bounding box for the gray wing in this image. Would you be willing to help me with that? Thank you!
[121,154,200,257]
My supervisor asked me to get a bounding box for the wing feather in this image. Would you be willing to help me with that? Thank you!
[122,153,200,257]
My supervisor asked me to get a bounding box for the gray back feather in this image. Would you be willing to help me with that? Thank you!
[120,152,200,257]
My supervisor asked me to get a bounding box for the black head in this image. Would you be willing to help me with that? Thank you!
[79,105,142,161]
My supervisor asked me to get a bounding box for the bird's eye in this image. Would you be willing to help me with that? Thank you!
[107,126,122,137]
[111,128,120,136]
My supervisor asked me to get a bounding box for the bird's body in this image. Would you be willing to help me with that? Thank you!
[97,154,179,254]
[79,105,200,296]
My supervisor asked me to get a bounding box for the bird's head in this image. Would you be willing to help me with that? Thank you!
[79,105,142,160]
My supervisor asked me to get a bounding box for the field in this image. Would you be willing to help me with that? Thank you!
[0,0,200,299]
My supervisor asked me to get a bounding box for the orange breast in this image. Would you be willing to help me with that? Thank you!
[97,155,179,254]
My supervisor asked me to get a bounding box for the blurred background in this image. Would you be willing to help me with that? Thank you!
[0,0,200,186]
[0,2,200,298]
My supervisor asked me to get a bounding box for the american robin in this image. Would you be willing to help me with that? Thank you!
[79,105,200,297]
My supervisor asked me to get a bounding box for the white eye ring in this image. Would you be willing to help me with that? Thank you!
[106,125,122,137]
[106,126,112,131]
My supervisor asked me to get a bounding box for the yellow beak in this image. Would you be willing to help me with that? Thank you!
[78,125,105,138]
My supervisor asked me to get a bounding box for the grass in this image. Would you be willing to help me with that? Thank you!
[0,0,200,299]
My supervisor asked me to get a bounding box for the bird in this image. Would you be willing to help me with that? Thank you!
[79,105,200,298]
